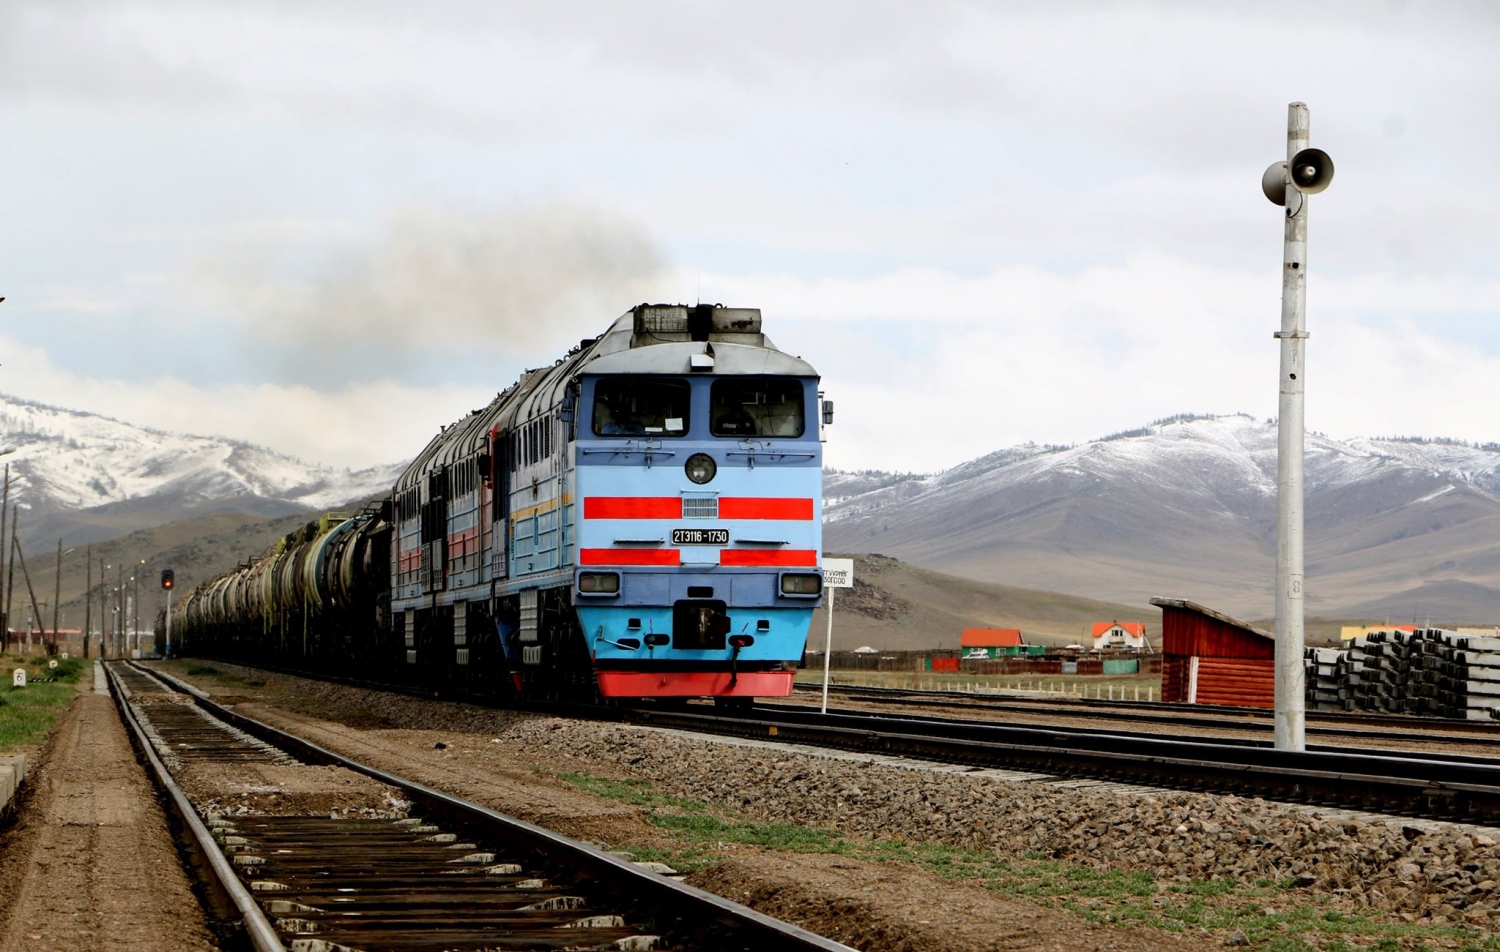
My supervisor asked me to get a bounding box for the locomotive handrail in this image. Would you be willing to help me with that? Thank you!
[579,447,679,458]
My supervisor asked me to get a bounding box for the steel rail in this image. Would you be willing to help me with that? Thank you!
[758,699,1500,768]
[133,662,855,952]
[792,680,1500,740]
[167,657,1500,821]
[617,704,1500,821]
[105,662,286,952]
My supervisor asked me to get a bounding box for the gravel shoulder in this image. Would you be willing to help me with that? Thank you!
[156,660,1500,952]
[0,683,218,952]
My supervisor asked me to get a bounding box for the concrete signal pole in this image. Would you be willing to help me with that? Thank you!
[1262,102,1334,752]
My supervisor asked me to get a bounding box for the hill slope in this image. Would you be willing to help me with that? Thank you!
[0,393,404,547]
[825,415,1500,622]
[9,507,331,635]
[809,553,1155,651]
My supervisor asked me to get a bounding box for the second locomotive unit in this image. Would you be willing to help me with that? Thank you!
[171,304,831,702]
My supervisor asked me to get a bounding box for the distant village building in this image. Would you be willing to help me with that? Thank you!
[1091,621,1147,651]
[960,628,1023,659]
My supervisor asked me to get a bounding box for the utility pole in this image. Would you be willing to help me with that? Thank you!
[134,560,144,654]
[1261,102,1334,752]
[84,545,92,659]
[0,464,8,653]
[13,536,51,654]
[52,538,62,654]
[5,508,17,657]
[117,562,124,658]
[100,559,109,660]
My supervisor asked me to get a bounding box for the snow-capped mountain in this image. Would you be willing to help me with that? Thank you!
[0,394,405,545]
[825,414,1500,622]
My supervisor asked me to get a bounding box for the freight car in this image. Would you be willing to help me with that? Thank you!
[169,304,831,702]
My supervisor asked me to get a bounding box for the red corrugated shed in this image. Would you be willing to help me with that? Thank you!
[960,628,1023,648]
[1151,598,1274,709]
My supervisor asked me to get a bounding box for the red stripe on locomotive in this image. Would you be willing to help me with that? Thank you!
[718,549,818,567]
[578,548,682,566]
[583,497,683,519]
[718,497,815,520]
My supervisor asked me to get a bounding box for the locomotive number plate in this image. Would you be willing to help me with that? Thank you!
[672,528,729,545]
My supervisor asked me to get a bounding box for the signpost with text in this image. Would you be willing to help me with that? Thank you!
[820,558,854,714]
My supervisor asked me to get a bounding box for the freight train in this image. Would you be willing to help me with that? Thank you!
[168,304,831,702]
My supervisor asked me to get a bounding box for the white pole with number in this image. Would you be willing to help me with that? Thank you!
[818,558,854,715]
[821,586,835,714]
[1260,102,1333,752]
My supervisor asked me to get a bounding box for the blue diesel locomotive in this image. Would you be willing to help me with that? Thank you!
[169,304,830,701]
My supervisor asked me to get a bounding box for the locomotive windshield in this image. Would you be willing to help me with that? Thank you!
[710,377,804,438]
[592,377,691,437]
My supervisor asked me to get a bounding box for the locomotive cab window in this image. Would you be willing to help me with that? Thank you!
[592,378,690,437]
[711,377,804,438]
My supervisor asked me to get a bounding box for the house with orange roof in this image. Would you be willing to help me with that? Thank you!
[1091,621,1147,651]
[960,627,1024,659]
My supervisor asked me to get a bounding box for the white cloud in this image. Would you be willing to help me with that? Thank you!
[0,333,489,469]
[706,256,1500,472]
[3,252,1499,479]
[4,0,1500,480]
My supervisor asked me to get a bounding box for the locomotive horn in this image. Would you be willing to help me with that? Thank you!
[1262,148,1335,205]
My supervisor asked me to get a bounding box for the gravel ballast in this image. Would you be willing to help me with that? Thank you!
[162,662,1500,934]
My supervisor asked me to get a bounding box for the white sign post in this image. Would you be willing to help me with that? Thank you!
[11,668,24,688]
[819,559,854,715]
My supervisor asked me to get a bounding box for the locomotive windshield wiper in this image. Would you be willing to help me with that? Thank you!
[579,440,678,467]
[725,441,817,468]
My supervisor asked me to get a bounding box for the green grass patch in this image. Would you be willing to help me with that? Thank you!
[1,659,87,750]
[648,811,850,852]
[556,772,709,812]
[186,664,221,676]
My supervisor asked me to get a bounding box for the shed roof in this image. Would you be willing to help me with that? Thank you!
[1091,621,1145,637]
[1149,598,1273,641]
[961,628,1023,648]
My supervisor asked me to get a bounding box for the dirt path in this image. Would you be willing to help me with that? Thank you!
[0,689,218,952]
[230,699,1208,952]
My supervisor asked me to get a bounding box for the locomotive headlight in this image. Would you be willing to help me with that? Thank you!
[685,453,717,485]
[780,572,822,596]
[577,571,620,596]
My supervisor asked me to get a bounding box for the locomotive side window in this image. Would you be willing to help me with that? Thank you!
[710,377,804,438]
[592,378,690,437]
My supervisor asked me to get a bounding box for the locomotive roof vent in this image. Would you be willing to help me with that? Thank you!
[631,304,763,348]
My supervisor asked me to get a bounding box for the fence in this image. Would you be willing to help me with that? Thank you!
[801,650,1161,676]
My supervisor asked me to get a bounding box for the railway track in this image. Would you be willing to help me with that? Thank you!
[166,657,1500,824]
[789,680,1500,748]
[107,662,853,952]
[633,702,1500,822]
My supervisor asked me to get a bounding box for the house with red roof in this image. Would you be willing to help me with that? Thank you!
[960,627,1024,659]
[1091,621,1147,651]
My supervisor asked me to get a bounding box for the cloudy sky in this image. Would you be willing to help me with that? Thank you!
[5,1,1500,473]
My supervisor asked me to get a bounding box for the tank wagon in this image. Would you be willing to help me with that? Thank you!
[170,304,831,702]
